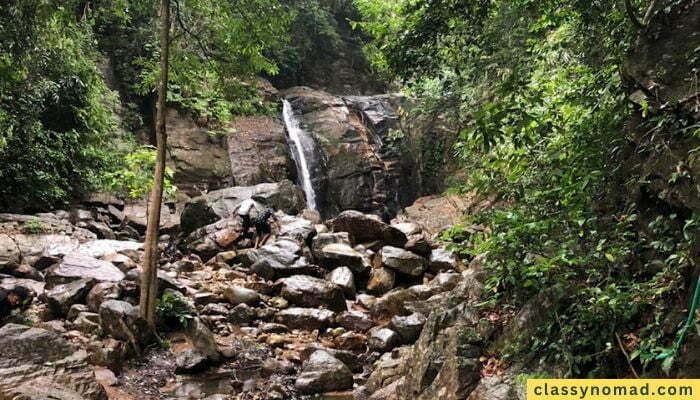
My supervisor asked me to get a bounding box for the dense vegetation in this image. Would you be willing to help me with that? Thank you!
[0,0,354,210]
[356,0,699,376]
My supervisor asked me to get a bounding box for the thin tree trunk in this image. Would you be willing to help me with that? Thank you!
[140,0,170,329]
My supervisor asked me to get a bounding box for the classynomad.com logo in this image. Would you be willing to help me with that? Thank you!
[527,379,700,400]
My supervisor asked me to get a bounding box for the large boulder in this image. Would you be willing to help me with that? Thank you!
[76,239,143,259]
[315,243,370,273]
[245,238,314,279]
[45,255,125,288]
[328,210,407,246]
[43,278,95,316]
[380,246,427,276]
[99,300,151,351]
[295,350,354,394]
[279,275,347,312]
[282,88,416,219]
[328,266,356,299]
[180,180,305,234]
[122,202,180,234]
[184,218,243,260]
[0,323,107,399]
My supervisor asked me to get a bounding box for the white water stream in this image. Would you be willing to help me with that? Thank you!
[282,99,317,210]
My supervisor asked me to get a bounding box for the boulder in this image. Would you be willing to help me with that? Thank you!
[335,310,374,332]
[101,253,138,272]
[43,278,95,317]
[315,243,370,273]
[184,318,221,363]
[123,202,179,234]
[76,239,143,259]
[278,215,316,243]
[367,266,396,295]
[328,267,356,299]
[390,312,427,344]
[404,234,433,256]
[229,303,255,325]
[0,234,21,268]
[380,246,426,276]
[184,218,243,259]
[428,248,459,273]
[0,323,107,399]
[243,238,313,279]
[223,285,261,306]
[311,232,351,256]
[180,180,305,234]
[45,255,125,288]
[275,307,336,331]
[467,373,523,400]
[87,282,122,313]
[368,327,400,352]
[328,211,407,247]
[295,350,354,394]
[279,275,347,312]
[99,300,151,350]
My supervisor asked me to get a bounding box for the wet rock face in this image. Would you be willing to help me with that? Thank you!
[0,323,107,400]
[227,115,296,186]
[281,87,416,219]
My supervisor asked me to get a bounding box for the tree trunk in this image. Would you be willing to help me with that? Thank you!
[140,0,170,329]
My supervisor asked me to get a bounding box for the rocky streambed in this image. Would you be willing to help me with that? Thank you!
[0,182,524,400]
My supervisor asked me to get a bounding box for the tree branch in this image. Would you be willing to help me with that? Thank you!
[642,0,661,26]
[624,0,645,29]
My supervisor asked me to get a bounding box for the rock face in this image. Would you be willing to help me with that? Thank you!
[0,323,107,399]
[282,87,416,219]
[180,180,305,234]
[166,107,232,193]
[295,350,354,394]
[227,115,296,186]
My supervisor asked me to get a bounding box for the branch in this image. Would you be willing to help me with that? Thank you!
[615,333,640,379]
[624,0,645,29]
[642,0,661,26]
[173,0,227,64]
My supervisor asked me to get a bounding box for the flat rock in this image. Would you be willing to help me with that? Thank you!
[328,267,356,299]
[328,210,407,247]
[0,323,107,399]
[223,285,261,306]
[45,255,125,288]
[43,278,95,316]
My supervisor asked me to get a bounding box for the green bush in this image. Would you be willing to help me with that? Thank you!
[102,146,177,201]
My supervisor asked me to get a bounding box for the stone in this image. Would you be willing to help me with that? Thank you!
[101,253,138,272]
[0,323,107,399]
[427,272,463,292]
[0,233,21,268]
[229,303,255,325]
[202,303,229,316]
[45,255,125,288]
[295,350,354,394]
[380,246,426,276]
[467,373,522,400]
[275,307,336,331]
[368,327,400,352]
[367,266,395,295]
[175,348,209,374]
[180,180,305,234]
[74,312,101,334]
[174,254,203,273]
[223,285,261,306]
[404,234,432,256]
[301,345,363,373]
[391,222,422,237]
[260,322,289,333]
[311,233,351,257]
[99,300,151,350]
[328,210,407,247]
[185,317,221,363]
[67,304,90,321]
[123,202,179,234]
[390,313,427,344]
[2,263,42,280]
[428,248,459,273]
[43,278,95,317]
[88,338,128,372]
[87,282,122,313]
[278,215,316,243]
[316,243,370,273]
[335,331,368,352]
[279,275,347,311]
[262,358,296,377]
[335,311,374,332]
[76,239,143,259]
[328,267,356,299]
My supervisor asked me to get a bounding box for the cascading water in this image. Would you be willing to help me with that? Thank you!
[282,99,318,210]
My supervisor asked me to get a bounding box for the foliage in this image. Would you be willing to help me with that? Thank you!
[21,218,48,234]
[0,0,121,211]
[359,0,695,376]
[156,291,193,329]
[103,146,177,200]
[95,0,290,125]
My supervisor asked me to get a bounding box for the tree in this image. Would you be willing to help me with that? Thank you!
[140,0,171,329]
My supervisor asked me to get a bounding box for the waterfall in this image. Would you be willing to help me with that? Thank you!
[282,99,317,210]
